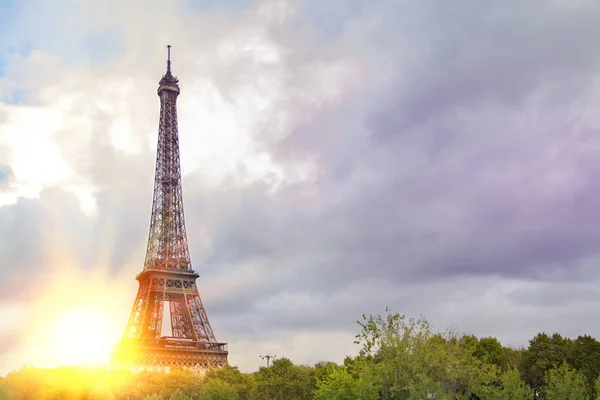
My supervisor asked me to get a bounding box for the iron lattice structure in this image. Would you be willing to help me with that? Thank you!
[112,47,228,371]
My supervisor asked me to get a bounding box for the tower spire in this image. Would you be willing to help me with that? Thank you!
[167,45,172,75]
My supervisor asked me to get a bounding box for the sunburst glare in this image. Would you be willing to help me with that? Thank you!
[51,307,115,366]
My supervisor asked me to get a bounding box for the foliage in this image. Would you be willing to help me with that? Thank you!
[314,361,339,384]
[474,337,512,371]
[200,379,239,400]
[169,389,193,400]
[354,308,497,399]
[204,365,252,399]
[314,366,377,400]
[543,363,588,400]
[569,335,600,396]
[3,309,600,400]
[502,346,524,372]
[480,367,533,400]
[249,358,315,400]
[522,332,572,389]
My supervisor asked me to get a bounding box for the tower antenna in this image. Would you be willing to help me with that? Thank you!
[167,45,172,74]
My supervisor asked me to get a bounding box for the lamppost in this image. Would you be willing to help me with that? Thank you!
[260,354,276,367]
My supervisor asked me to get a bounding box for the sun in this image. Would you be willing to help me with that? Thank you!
[15,268,132,370]
[51,307,115,366]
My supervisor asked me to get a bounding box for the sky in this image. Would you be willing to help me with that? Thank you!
[2,0,600,375]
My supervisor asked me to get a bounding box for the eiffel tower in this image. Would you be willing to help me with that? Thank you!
[112,46,228,371]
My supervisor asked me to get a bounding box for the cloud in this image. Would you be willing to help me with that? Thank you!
[3,0,600,374]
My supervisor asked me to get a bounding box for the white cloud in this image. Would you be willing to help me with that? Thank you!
[0,104,70,199]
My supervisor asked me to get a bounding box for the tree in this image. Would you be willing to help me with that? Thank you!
[481,367,533,400]
[249,358,315,400]
[502,346,524,372]
[543,363,587,400]
[314,367,377,400]
[522,332,572,389]
[424,332,497,399]
[314,362,339,385]
[170,390,193,400]
[204,366,253,399]
[354,309,496,400]
[474,337,505,370]
[143,395,165,400]
[157,368,202,399]
[354,310,432,398]
[568,335,600,396]
[0,376,17,400]
[201,379,240,400]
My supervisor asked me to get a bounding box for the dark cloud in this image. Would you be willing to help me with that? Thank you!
[190,0,600,339]
[4,0,600,373]
[369,1,600,134]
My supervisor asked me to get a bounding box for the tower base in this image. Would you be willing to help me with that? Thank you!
[111,338,228,372]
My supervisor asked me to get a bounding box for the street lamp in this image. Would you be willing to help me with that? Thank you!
[260,354,276,367]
